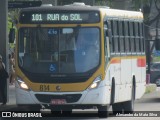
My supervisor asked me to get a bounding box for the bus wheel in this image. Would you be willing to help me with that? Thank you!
[112,103,123,115]
[123,86,135,114]
[98,106,109,118]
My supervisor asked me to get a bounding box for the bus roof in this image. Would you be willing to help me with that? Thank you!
[101,8,143,20]
[20,5,100,12]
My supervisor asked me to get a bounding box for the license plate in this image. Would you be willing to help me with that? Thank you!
[51,99,66,105]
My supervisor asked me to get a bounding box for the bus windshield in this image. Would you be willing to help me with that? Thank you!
[18,27,100,74]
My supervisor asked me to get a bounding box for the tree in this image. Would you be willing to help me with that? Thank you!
[57,0,95,5]
[95,0,110,6]
[132,0,160,39]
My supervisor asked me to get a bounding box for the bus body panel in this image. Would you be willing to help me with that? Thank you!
[15,81,111,105]
[136,82,146,99]
[105,56,145,102]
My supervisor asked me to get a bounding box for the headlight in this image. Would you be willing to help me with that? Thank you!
[17,77,30,91]
[88,76,102,89]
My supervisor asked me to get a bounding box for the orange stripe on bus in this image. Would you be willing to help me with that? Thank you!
[137,58,146,67]
[110,59,121,64]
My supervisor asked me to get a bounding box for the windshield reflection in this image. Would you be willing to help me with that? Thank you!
[18,27,100,74]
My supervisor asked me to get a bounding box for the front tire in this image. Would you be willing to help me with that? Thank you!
[112,103,123,115]
[98,106,109,118]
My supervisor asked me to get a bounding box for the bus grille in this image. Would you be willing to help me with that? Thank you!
[35,94,82,103]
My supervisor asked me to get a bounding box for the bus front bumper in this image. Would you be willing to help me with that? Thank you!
[15,82,111,106]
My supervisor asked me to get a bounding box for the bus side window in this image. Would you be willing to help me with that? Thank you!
[119,21,125,53]
[130,22,135,53]
[125,21,130,53]
[110,20,114,53]
[128,21,131,52]
[140,23,144,52]
[134,22,140,53]
[113,20,119,53]
[104,20,111,61]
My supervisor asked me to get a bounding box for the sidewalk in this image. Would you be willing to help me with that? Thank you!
[0,84,16,111]
[145,83,157,93]
[8,84,16,105]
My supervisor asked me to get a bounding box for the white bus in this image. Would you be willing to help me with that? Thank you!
[12,3,146,118]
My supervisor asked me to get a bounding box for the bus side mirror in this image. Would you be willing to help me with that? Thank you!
[9,28,15,43]
[155,39,160,50]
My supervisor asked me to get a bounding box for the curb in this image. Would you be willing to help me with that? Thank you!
[145,84,157,94]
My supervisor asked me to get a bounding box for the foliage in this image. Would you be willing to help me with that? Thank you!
[8,17,12,32]
[145,84,156,94]
[132,0,151,10]
[8,9,19,27]
[153,56,160,62]
[132,0,150,21]
[95,0,111,6]
[58,0,83,5]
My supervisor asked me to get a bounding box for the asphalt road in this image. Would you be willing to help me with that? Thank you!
[0,86,160,120]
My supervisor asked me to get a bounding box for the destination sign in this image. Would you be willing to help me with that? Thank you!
[19,11,100,24]
[32,13,84,21]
